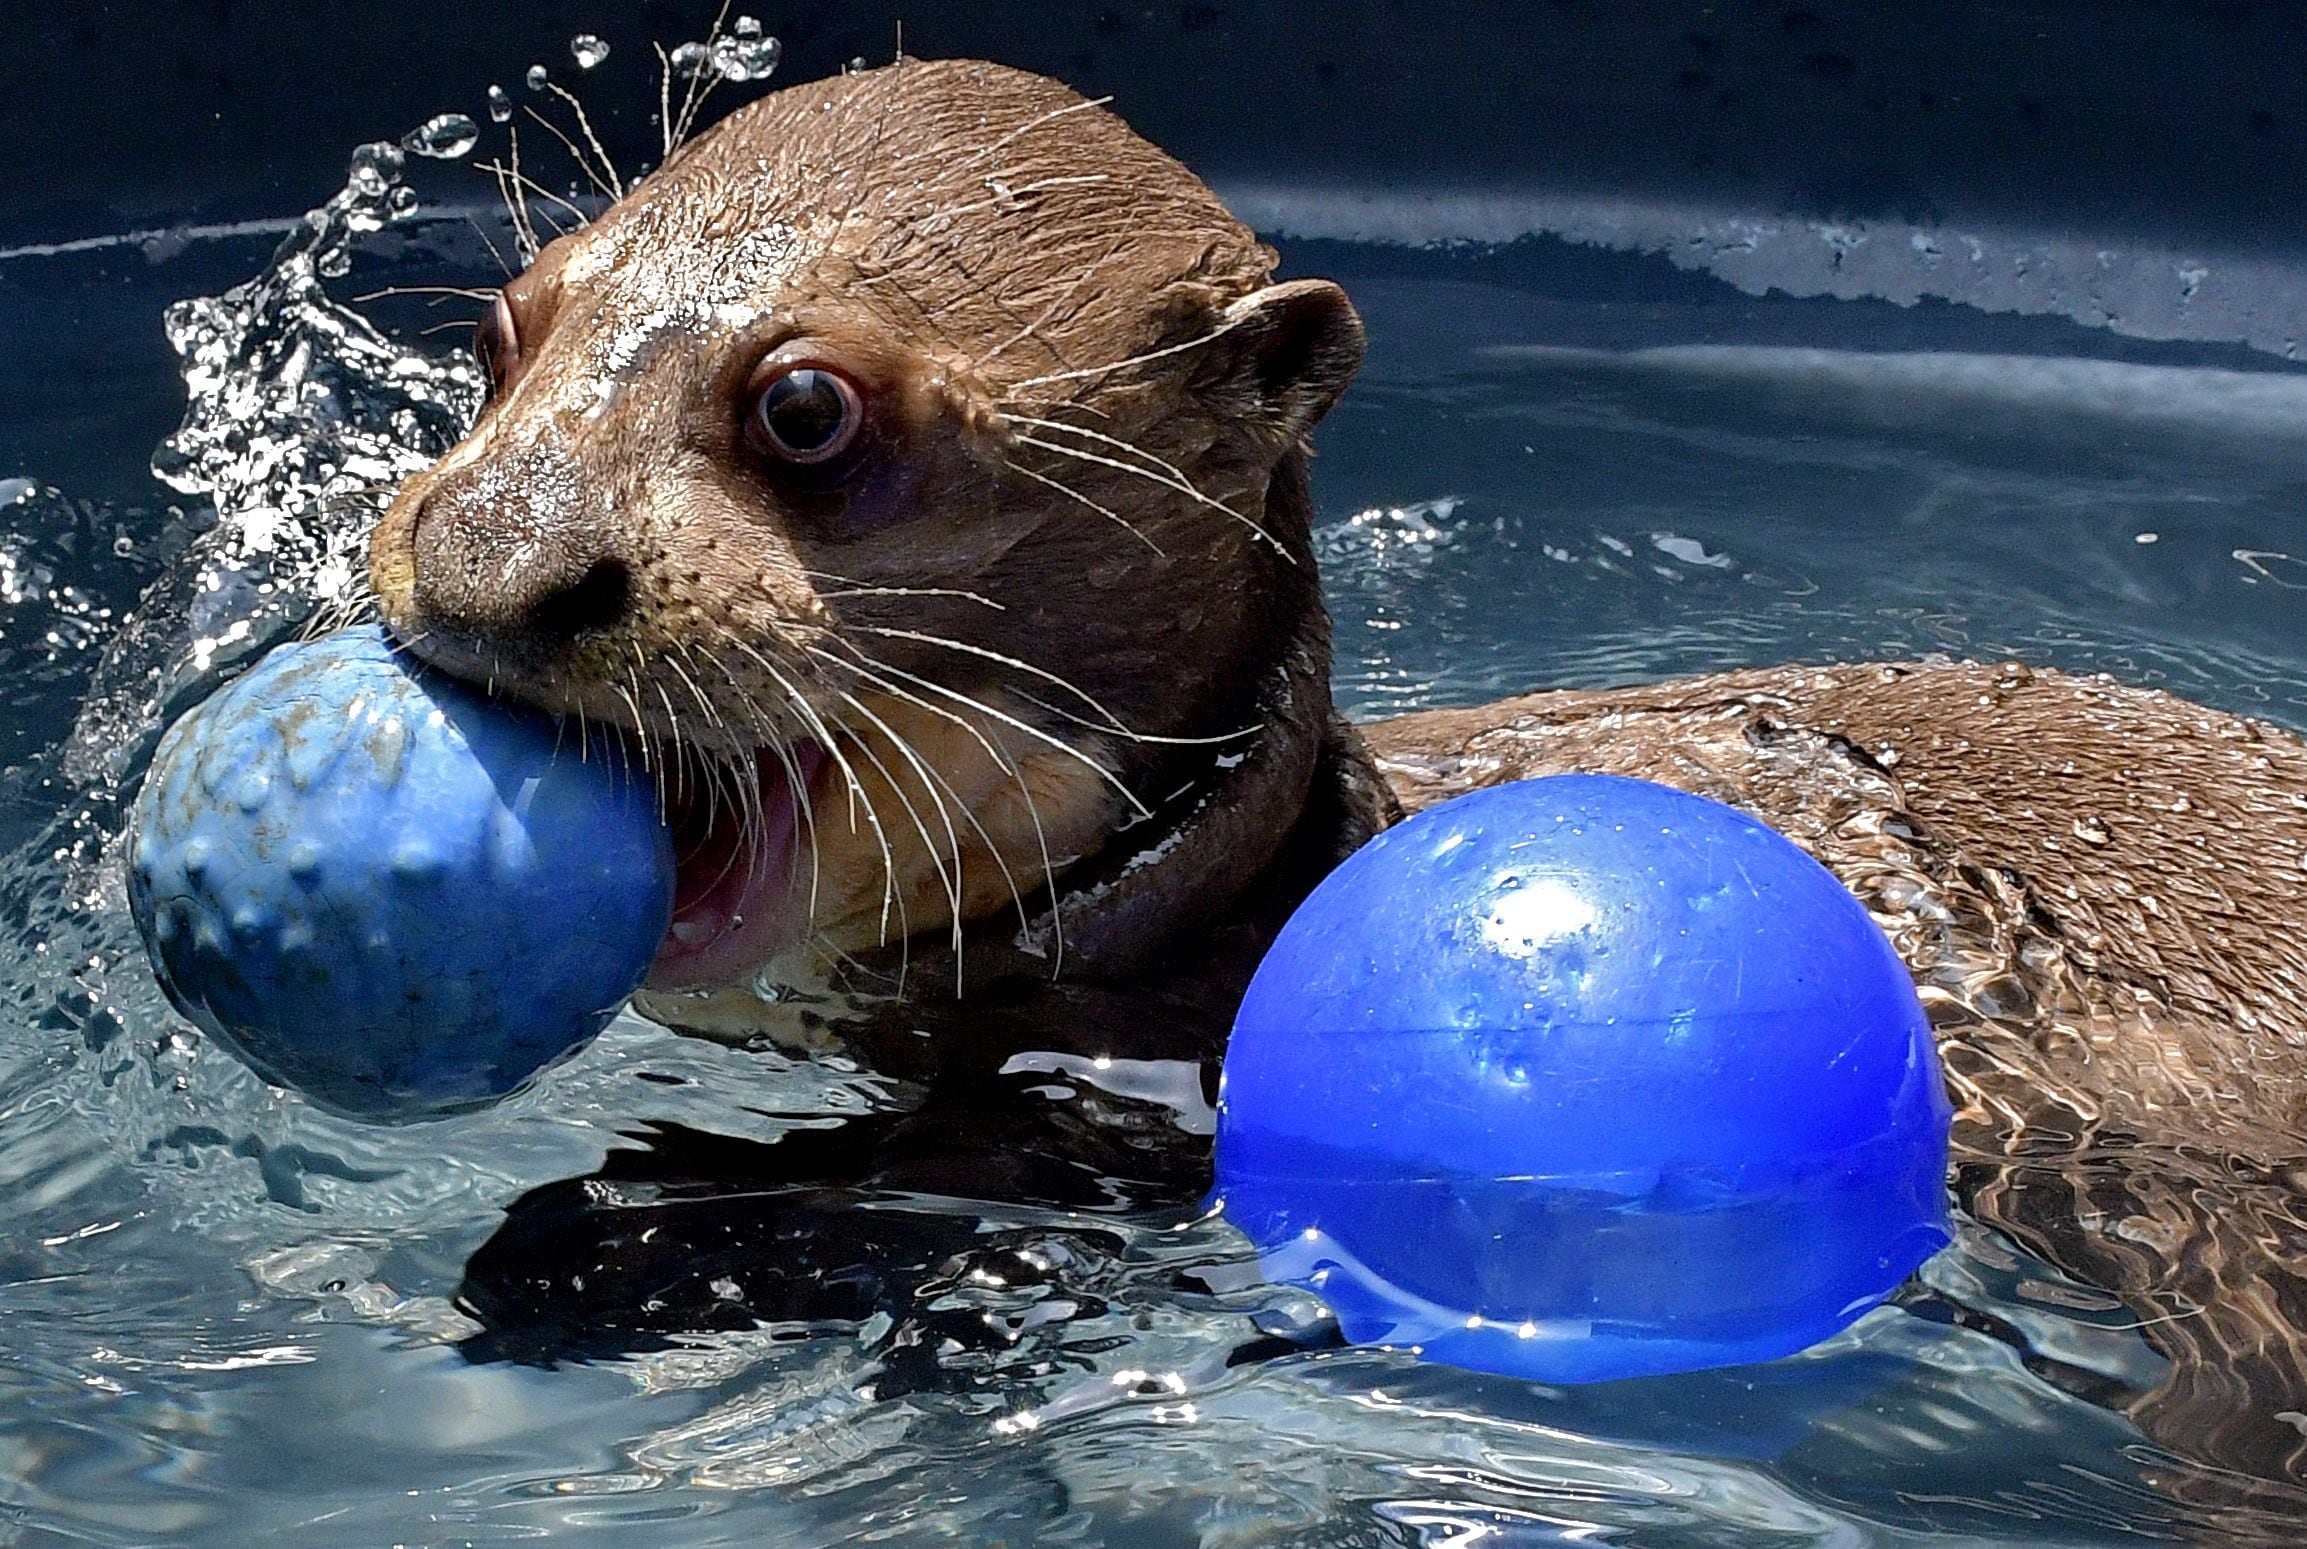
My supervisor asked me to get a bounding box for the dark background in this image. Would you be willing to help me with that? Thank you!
[4,1,2307,252]
[8,0,2307,500]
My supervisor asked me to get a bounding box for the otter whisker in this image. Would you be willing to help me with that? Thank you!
[474,158,588,238]
[657,647,725,743]
[637,645,697,807]
[747,623,945,969]
[813,583,1006,611]
[722,637,852,824]
[807,639,1148,821]
[978,234,1129,370]
[1002,458,1165,557]
[1002,312,1246,393]
[800,567,1005,613]
[821,689,995,997]
[480,157,532,264]
[536,80,626,199]
[463,213,515,279]
[777,687,902,961]
[314,479,405,503]
[610,672,653,776]
[721,634,907,950]
[840,679,1038,966]
[351,283,500,305]
[666,642,778,896]
[666,0,739,157]
[844,624,1134,734]
[830,646,1056,951]
[509,106,609,207]
[644,655,748,862]
[300,577,387,642]
[819,689,951,967]
[929,172,1113,225]
[528,205,576,246]
[661,647,740,750]
[820,683,971,958]
[1012,689,1259,748]
[652,671,721,835]
[1012,431,1286,560]
[822,649,1061,976]
[1005,414,1239,517]
[687,642,826,925]
[900,92,1116,172]
[500,127,543,262]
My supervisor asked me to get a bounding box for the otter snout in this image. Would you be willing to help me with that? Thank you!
[383,441,634,653]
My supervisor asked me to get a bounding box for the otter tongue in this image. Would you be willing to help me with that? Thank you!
[648,743,823,990]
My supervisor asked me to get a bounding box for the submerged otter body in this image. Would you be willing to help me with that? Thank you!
[371,57,2307,1524]
[1376,664,2307,1506]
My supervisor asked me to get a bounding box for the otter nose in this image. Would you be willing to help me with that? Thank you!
[407,482,633,647]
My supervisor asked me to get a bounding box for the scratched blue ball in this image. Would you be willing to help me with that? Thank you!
[1216,773,1952,1384]
[127,625,674,1122]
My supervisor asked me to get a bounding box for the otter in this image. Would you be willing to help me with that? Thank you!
[370,59,2307,1521]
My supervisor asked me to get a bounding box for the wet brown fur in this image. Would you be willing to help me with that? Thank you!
[372,59,1364,968]
[374,59,2307,1530]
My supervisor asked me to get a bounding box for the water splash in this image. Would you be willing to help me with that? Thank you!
[0,39,2290,1546]
[711,17,781,83]
[668,15,780,84]
[399,112,479,161]
[65,139,484,795]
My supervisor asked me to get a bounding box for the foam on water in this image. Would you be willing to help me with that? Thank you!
[1,33,2306,1545]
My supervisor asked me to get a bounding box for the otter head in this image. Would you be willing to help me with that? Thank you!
[369,58,1363,996]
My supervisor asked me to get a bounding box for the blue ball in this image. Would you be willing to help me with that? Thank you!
[1216,773,1951,1383]
[127,625,674,1122]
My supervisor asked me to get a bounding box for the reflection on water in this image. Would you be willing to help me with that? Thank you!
[5,65,2307,1549]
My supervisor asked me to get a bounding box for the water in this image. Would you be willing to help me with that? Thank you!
[5,74,2307,1549]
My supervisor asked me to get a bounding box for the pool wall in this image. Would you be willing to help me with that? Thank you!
[9,3,2306,284]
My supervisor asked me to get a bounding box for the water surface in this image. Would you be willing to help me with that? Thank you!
[4,85,2307,1548]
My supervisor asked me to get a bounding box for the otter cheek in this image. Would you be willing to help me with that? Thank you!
[809,455,932,542]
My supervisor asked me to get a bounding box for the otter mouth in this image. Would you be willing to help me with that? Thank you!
[647,741,827,991]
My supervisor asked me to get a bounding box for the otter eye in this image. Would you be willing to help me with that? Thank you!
[473,292,520,397]
[748,365,863,466]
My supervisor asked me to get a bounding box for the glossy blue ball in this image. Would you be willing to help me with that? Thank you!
[127,625,674,1122]
[1216,773,1951,1383]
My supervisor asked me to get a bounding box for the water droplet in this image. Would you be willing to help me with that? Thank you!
[525,64,550,91]
[711,25,782,82]
[487,84,513,122]
[399,111,478,160]
[345,142,403,199]
[733,14,764,38]
[570,33,611,69]
[669,40,710,78]
[317,248,352,279]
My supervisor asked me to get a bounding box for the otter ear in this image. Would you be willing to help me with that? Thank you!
[1210,279,1365,441]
